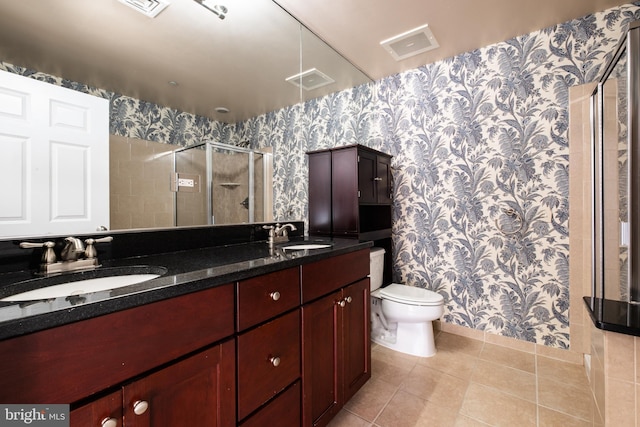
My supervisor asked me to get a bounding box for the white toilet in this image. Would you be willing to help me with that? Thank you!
[369,247,444,357]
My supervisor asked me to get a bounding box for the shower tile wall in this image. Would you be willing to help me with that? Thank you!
[211,151,249,224]
[110,136,175,230]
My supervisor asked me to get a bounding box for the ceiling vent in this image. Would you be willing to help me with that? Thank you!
[286,68,335,91]
[117,0,169,18]
[380,24,439,61]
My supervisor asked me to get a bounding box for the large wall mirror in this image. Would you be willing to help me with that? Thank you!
[0,0,370,237]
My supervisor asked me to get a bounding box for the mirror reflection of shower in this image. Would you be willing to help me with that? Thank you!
[173,142,273,226]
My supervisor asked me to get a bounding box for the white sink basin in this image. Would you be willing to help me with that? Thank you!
[281,244,332,250]
[1,267,165,302]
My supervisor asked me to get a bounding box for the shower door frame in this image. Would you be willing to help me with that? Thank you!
[173,141,272,226]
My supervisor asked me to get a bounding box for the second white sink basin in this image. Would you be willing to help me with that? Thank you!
[281,244,332,250]
[1,267,165,302]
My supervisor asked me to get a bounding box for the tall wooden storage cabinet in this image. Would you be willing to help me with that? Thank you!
[307,144,393,284]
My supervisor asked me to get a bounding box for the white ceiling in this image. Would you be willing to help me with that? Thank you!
[276,0,633,81]
[0,0,632,124]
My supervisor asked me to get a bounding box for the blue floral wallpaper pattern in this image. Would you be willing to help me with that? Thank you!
[237,3,640,349]
[3,3,640,348]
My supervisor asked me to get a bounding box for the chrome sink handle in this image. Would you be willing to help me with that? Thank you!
[84,236,114,259]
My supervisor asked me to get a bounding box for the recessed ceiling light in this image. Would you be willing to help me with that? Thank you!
[215,107,230,114]
[168,81,178,86]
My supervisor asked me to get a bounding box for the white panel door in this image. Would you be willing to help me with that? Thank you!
[0,70,109,238]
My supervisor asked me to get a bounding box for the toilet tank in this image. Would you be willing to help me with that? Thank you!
[369,247,386,291]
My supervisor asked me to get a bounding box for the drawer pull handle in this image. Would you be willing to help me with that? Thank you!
[101,418,118,427]
[373,177,383,181]
[338,300,346,308]
[133,400,149,415]
[270,356,281,367]
[270,291,281,301]
[345,296,353,304]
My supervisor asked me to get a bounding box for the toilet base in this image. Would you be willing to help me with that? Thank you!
[371,321,437,357]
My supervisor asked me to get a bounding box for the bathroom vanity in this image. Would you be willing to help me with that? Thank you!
[0,224,371,426]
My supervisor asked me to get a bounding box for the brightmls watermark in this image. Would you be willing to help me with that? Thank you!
[0,405,68,426]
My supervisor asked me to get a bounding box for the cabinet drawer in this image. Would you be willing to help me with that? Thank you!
[237,309,301,421]
[237,267,300,331]
[0,284,234,404]
[301,249,369,303]
[240,380,300,427]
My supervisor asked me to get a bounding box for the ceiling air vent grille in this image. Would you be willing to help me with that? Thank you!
[380,24,439,61]
[118,0,169,18]
[286,68,335,91]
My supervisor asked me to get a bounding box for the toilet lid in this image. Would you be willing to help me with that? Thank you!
[378,284,444,305]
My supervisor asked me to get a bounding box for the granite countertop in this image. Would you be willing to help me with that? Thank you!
[0,237,372,341]
[583,296,640,337]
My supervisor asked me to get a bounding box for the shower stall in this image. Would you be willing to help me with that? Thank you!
[591,20,640,304]
[172,142,273,226]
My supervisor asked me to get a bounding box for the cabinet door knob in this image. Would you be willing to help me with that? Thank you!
[132,400,149,415]
[338,300,346,308]
[270,291,281,301]
[373,177,382,181]
[270,356,281,367]
[101,417,118,427]
[345,296,353,304]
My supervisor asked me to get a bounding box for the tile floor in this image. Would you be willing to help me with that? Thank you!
[329,331,595,427]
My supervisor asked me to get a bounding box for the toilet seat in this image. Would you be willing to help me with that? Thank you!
[377,283,444,306]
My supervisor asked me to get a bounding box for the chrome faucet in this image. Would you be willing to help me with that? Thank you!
[263,223,297,246]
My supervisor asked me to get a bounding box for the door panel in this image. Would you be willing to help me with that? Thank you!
[123,341,235,427]
[0,69,109,237]
[342,278,371,402]
[302,290,343,427]
[331,148,358,235]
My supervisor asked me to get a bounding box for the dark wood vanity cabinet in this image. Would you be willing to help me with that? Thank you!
[301,249,371,427]
[71,341,236,427]
[236,268,302,425]
[356,148,392,205]
[308,144,393,284]
[308,144,392,238]
[2,249,370,427]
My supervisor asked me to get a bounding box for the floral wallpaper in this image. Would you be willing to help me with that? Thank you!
[237,3,640,349]
[3,3,640,348]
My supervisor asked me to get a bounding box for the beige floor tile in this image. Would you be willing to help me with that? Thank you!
[537,355,589,389]
[410,400,460,427]
[417,347,478,380]
[538,376,594,421]
[470,359,536,402]
[435,332,484,357]
[460,383,536,427]
[371,356,415,387]
[372,345,419,370]
[537,406,593,427]
[401,364,469,411]
[479,342,536,373]
[454,415,492,426]
[374,389,458,427]
[343,377,397,422]
[327,409,372,427]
